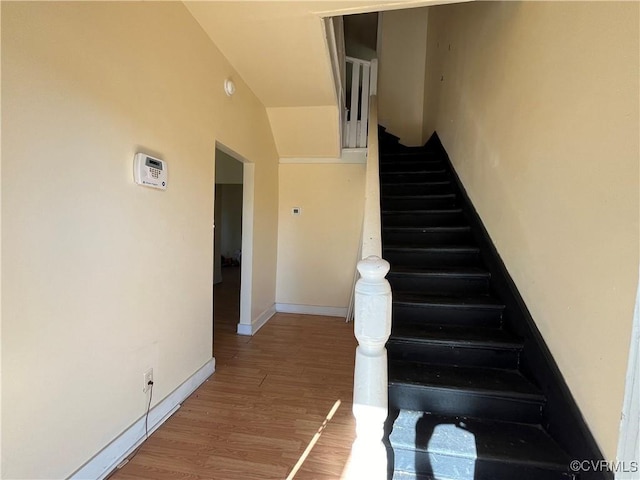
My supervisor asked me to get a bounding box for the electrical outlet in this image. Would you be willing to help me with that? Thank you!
[143,368,154,393]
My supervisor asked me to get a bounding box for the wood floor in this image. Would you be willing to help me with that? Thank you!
[111,267,358,479]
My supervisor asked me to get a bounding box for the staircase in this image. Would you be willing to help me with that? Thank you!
[379,128,578,480]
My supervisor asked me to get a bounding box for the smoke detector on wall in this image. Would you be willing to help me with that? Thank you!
[224,79,236,97]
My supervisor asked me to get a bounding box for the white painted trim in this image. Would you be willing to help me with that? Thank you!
[322,16,344,156]
[236,323,253,336]
[616,268,640,479]
[361,96,382,259]
[275,303,348,318]
[345,55,371,66]
[370,59,378,96]
[239,163,255,327]
[236,304,276,336]
[69,358,215,480]
[358,63,371,148]
[376,10,383,56]
[279,152,366,164]
[214,142,255,331]
[280,157,342,164]
[342,149,368,164]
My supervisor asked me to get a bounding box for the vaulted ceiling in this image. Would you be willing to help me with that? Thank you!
[184,1,463,109]
[184,1,469,157]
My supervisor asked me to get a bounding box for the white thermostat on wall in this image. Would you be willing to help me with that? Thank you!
[134,153,167,190]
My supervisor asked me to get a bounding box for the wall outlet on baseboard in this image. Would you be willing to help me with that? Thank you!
[143,368,153,393]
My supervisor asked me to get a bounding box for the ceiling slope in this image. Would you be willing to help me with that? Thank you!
[184,1,468,157]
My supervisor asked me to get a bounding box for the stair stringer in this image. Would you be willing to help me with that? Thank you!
[427,132,612,480]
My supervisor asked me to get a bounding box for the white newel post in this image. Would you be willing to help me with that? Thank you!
[346,255,392,480]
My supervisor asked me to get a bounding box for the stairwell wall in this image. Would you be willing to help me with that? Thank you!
[422,1,639,461]
[378,7,430,146]
[276,163,365,313]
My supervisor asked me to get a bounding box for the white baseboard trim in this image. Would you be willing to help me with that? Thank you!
[275,303,348,318]
[69,358,216,480]
[237,304,276,336]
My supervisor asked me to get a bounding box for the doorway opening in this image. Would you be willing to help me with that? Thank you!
[213,144,254,359]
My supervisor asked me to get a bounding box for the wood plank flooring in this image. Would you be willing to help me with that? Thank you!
[110,267,358,479]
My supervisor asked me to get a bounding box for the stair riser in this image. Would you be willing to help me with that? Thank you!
[380,161,444,173]
[382,183,454,196]
[393,451,574,480]
[392,304,503,328]
[387,341,520,369]
[382,212,465,228]
[389,384,544,423]
[382,196,457,210]
[380,151,436,160]
[381,172,449,183]
[388,274,490,295]
[383,229,473,246]
[384,249,481,268]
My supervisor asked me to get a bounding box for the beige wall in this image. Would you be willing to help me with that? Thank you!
[423,1,639,460]
[1,3,279,478]
[267,106,341,158]
[344,12,378,60]
[378,7,429,146]
[276,163,365,308]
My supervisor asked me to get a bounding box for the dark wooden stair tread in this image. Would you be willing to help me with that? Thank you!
[389,266,489,277]
[381,180,452,186]
[381,159,443,166]
[390,324,521,349]
[393,292,504,309]
[380,151,435,158]
[389,361,544,400]
[383,208,462,214]
[384,245,478,252]
[390,411,572,468]
[384,225,470,232]
[383,193,456,200]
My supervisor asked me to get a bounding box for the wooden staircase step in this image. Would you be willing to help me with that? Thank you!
[380,159,444,173]
[387,266,491,295]
[388,324,522,368]
[382,209,466,227]
[383,225,473,246]
[384,245,481,268]
[389,361,545,423]
[390,411,573,480]
[381,181,454,196]
[380,171,449,183]
[382,193,458,210]
[392,292,505,328]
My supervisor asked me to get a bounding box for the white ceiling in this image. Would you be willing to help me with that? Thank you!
[184,1,464,109]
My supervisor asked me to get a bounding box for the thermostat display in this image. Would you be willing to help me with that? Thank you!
[134,153,167,190]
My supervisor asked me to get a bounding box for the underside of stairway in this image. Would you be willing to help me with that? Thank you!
[378,127,610,480]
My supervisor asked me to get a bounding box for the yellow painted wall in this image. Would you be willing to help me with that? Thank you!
[423,1,639,460]
[378,7,429,146]
[276,164,365,308]
[1,2,279,478]
[267,106,341,158]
